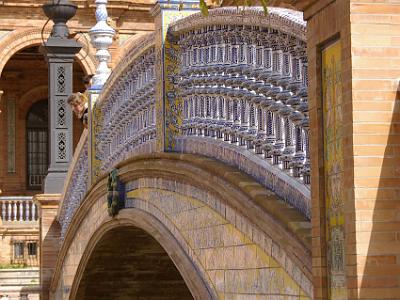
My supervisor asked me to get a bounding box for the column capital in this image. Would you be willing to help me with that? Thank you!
[41,38,82,61]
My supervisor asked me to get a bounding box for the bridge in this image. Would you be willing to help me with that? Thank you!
[33,1,400,300]
[44,6,313,300]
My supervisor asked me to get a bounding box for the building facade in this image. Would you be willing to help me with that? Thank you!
[1,0,400,300]
[0,1,153,298]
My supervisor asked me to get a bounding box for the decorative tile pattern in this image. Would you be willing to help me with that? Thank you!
[322,40,347,300]
[59,7,312,250]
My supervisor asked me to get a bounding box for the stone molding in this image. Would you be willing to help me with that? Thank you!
[176,136,311,218]
[34,194,61,208]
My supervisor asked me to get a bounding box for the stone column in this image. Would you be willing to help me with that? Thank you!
[34,194,61,300]
[42,0,82,193]
[151,0,199,152]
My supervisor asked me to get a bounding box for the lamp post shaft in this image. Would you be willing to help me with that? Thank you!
[42,0,82,193]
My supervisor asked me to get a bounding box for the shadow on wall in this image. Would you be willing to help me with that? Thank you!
[359,83,400,297]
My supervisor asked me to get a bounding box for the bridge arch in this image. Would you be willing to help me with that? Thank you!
[71,212,216,300]
[51,153,312,299]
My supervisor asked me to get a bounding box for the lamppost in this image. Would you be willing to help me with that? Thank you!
[42,0,82,193]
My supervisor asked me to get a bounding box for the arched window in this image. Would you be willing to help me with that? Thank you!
[26,100,48,190]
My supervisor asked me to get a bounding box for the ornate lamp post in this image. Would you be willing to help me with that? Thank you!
[89,0,115,88]
[42,0,82,193]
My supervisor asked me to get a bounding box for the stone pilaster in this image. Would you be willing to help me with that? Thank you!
[33,194,61,300]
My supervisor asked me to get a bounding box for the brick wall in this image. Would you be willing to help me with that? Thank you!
[349,1,400,298]
[305,0,400,298]
[305,1,352,298]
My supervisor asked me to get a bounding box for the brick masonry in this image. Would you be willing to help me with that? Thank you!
[0,0,155,197]
[303,0,400,298]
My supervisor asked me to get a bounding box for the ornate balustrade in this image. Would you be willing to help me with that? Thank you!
[58,133,88,239]
[95,34,156,173]
[0,196,38,222]
[168,7,311,217]
[58,8,312,239]
[57,34,156,240]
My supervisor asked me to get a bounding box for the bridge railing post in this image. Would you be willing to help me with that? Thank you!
[151,0,200,152]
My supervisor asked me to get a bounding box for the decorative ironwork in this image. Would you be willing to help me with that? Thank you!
[57,131,67,160]
[27,100,48,189]
[57,98,66,127]
[56,66,66,94]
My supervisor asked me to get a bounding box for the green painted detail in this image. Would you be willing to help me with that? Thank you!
[107,169,125,217]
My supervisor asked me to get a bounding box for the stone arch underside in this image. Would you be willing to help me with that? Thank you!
[74,225,195,300]
[0,28,96,78]
[51,154,312,300]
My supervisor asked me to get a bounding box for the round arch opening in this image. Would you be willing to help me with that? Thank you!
[0,44,88,194]
[75,226,194,300]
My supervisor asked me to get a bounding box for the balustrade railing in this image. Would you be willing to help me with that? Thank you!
[173,9,310,186]
[97,41,156,173]
[0,197,38,222]
[58,134,89,239]
[58,9,312,237]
